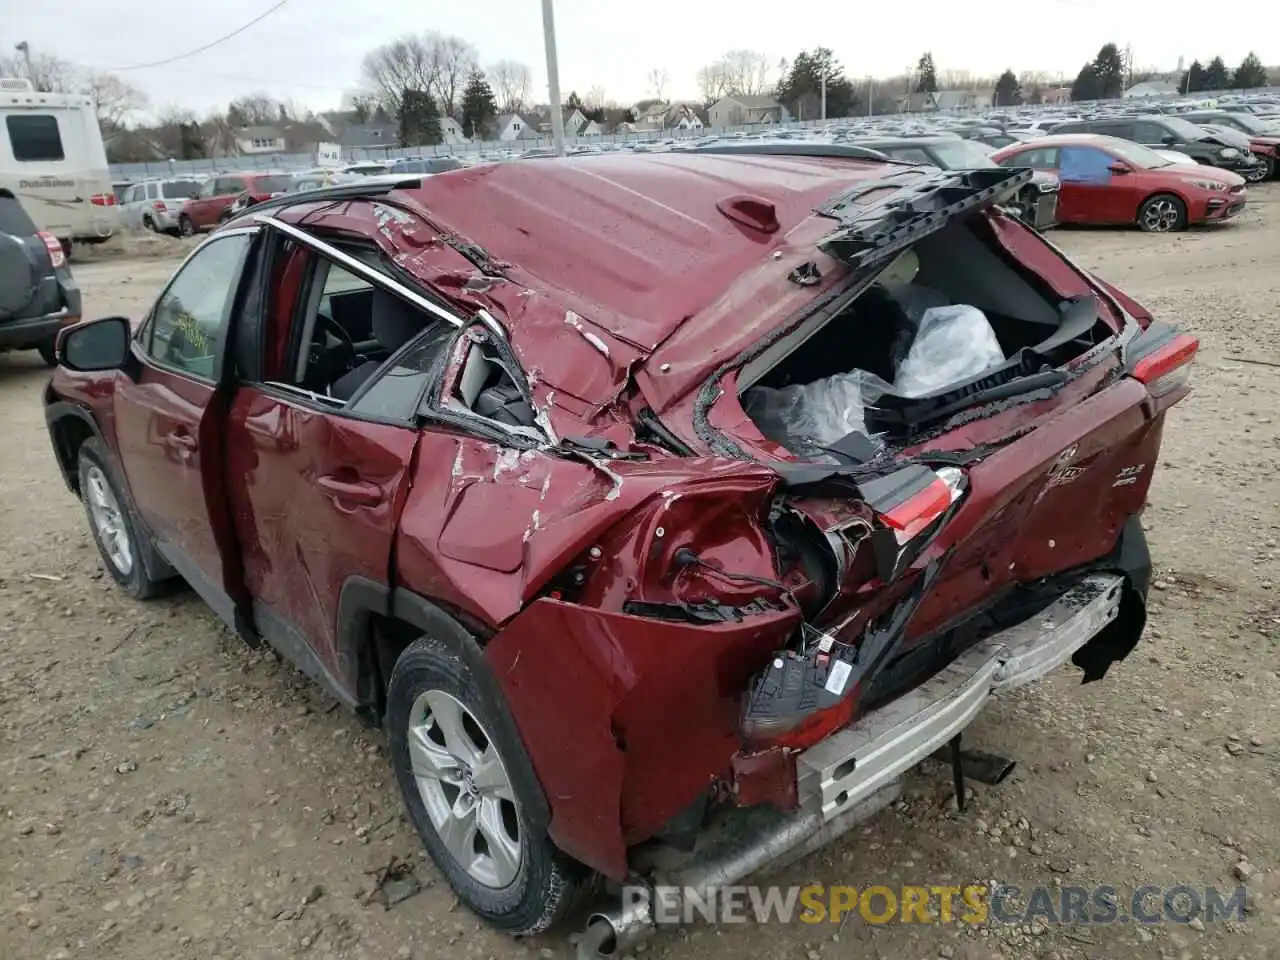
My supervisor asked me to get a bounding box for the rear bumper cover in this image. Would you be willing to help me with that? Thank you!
[798,573,1124,820]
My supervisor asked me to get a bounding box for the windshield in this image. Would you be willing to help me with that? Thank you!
[1105,139,1173,169]
[1162,117,1209,141]
[163,180,201,199]
[930,140,999,168]
[254,175,293,194]
[1223,114,1272,134]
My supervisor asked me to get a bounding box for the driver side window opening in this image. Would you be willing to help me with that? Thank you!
[263,246,455,419]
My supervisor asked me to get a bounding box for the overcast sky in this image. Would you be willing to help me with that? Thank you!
[7,0,1274,117]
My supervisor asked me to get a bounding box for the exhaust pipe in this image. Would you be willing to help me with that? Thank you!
[575,782,901,959]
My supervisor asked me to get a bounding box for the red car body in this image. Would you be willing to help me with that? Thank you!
[992,134,1247,228]
[44,153,1195,906]
[180,172,291,233]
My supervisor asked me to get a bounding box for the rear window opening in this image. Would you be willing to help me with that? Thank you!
[6,114,65,162]
[740,214,1117,455]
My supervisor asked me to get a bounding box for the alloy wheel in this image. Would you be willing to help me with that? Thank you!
[85,465,133,575]
[1142,199,1180,233]
[407,689,523,888]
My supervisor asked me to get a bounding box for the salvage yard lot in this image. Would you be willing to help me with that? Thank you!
[2,193,1279,960]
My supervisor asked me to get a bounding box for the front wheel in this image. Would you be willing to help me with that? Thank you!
[1260,155,1277,180]
[1137,194,1187,233]
[178,216,196,238]
[76,438,167,599]
[386,636,590,935]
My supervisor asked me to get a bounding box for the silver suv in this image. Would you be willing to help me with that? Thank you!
[119,178,204,235]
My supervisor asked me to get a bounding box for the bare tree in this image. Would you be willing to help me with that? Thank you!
[721,50,771,96]
[696,62,731,104]
[362,35,438,115]
[427,32,477,115]
[84,73,149,130]
[584,85,608,109]
[647,68,670,101]
[487,59,533,114]
[226,93,283,126]
[0,51,78,92]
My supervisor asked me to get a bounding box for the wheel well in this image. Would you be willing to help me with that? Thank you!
[359,602,495,726]
[50,415,94,496]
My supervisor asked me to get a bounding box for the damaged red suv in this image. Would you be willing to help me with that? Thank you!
[45,146,1196,949]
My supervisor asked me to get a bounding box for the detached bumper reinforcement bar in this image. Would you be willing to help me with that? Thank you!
[798,573,1124,821]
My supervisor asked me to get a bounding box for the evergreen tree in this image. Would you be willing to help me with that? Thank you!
[776,48,858,119]
[994,70,1021,107]
[460,69,498,139]
[916,52,938,93]
[1091,43,1125,99]
[1232,52,1268,89]
[399,89,442,147]
[1183,60,1206,93]
[1070,63,1101,101]
[1203,56,1230,91]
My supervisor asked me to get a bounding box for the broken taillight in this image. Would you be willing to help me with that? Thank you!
[38,232,66,269]
[1131,333,1198,399]
[89,193,116,206]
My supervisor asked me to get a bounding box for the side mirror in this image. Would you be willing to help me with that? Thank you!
[57,316,132,372]
[1108,163,1131,175]
[1162,135,1178,146]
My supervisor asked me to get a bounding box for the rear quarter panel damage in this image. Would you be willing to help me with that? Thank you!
[484,600,798,880]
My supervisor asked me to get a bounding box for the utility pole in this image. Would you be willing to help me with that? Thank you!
[14,41,32,83]
[820,72,827,121]
[540,0,566,157]
[867,76,873,117]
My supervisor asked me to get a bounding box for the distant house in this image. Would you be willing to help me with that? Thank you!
[1124,80,1179,98]
[333,121,398,151]
[494,114,540,141]
[438,115,468,144]
[897,91,939,113]
[934,89,994,112]
[708,95,790,128]
[539,108,591,137]
[666,103,705,130]
[580,119,604,138]
[234,125,286,155]
[631,99,671,126]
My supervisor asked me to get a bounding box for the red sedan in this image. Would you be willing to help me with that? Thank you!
[992,134,1246,232]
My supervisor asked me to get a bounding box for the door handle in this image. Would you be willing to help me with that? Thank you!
[316,475,384,506]
[164,431,197,451]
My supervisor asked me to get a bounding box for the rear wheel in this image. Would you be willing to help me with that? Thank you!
[178,215,195,238]
[1137,194,1187,233]
[386,636,590,935]
[1261,155,1277,180]
[76,438,166,599]
[141,213,157,232]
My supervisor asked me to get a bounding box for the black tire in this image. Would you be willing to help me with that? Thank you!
[1262,155,1277,181]
[1137,193,1187,233]
[178,215,195,238]
[141,213,157,232]
[76,437,166,600]
[387,635,590,935]
[36,338,57,367]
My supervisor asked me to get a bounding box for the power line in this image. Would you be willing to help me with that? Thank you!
[106,0,292,72]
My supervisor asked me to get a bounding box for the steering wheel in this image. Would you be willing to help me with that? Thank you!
[305,313,358,389]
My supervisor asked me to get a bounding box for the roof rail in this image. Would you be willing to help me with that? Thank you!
[685,141,896,163]
[227,176,425,223]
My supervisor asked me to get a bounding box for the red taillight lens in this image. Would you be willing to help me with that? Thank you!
[1132,333,1198,398]
[153,201,167,211]
[880,476,953,541]
[740,679,855,751]
[38,232,65,268]
[89,193,116,206]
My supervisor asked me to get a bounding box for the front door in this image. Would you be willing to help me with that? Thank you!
[112,231,255,622]
[222,249,440,688]
[1058,145,1119,223]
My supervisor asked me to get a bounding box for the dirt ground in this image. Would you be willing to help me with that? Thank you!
[3,194,1279,960]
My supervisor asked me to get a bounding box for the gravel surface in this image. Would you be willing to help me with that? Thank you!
[3,193,1278,960]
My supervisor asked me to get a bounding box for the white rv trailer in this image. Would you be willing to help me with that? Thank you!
[0,77,117,250]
